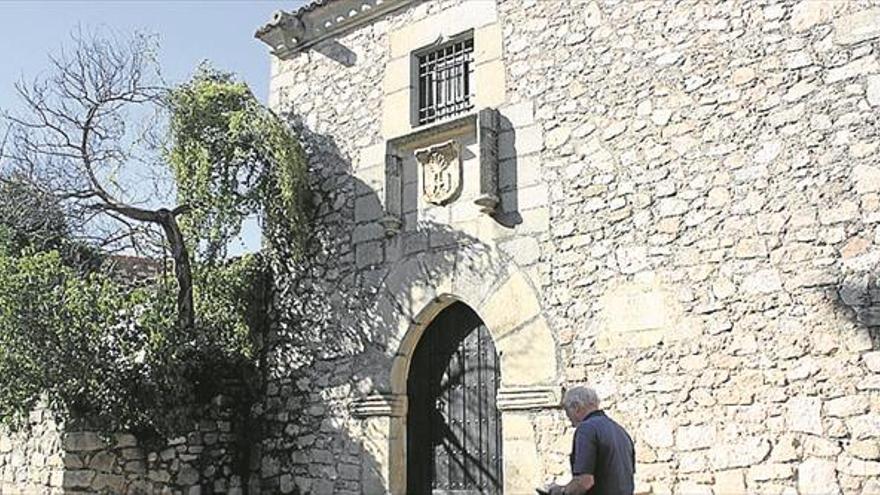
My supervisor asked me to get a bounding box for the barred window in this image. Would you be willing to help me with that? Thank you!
[417,37,475,126]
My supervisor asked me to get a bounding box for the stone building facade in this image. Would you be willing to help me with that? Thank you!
[3,0,880,494]
[255,0,880,494]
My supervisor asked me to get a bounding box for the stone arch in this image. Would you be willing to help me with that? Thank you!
[355,246,560,494]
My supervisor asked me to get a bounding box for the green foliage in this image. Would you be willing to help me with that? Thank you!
[0,67,306,439]
[167,66,308,263]
[0,249,180,433]
[0,244,266,438]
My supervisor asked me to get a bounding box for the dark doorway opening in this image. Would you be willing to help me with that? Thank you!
[407,302,503,494]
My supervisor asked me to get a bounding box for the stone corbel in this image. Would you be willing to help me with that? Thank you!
[381,149,404,237]
[351,393,407,418]
[496,385,561,411]
[475,107,500,214]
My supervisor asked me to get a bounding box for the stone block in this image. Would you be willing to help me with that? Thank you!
[748,463,794,482]
[798,458,839,495]
[88,451,115,473]
[742,269,782,295]
[791,1,838,31]
[826,395,870,417]
[474,22,503,62]
[355,241,383,269]
[354,194,383,224]
[709,437,770,470]
[500,101,534,131]
[714,469,745,494]
[62,470,95,489]
[641,418,674,448]
[676,424,715,451]
[499,236,540,266]
[837,454,880,476]
[847,414,880,440]
[502,413,541,493]
[849,440,880,461]
[867,75,880,107]
[787,395,823,435]
[381,89,411,138]
[495,318,556,386]
[62,432,105,452]
[382,56,411,96]
[177,465,200,485]
[826,56,880,84]
[834,8,880,45]
[863,351,880,373]
[475,58,506,108]
[479,271,540,340]
[854,165,880,194]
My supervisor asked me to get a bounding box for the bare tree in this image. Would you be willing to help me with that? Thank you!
[1,30,195,330]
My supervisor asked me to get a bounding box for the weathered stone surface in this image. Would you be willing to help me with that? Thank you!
[798,458,840,495]
[849,440,880,461]
[864,352,880,373]
[63,432,105,452]
[868,75,880,107]
[826,56,880,84]
[838,453,880,476]
[177,465,200,485]
[641,417,674,448]
[710,437,770,469]
[714,469,745,494]
[848,414,880,440]
[676,424,715,451]
[791,1,838,31]
[62,470,95,489]
[854,165,880,194]
[825,395,869,417]
[742,269,782,294]
[834,8,880,45]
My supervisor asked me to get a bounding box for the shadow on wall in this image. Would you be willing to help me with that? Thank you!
[496,114,521,229]
[255,108,522,493]
[836,271,880,350]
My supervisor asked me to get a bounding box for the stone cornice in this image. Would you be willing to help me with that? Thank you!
[255,0,413,58]
[496,386,562,411]
[351,393,407,418]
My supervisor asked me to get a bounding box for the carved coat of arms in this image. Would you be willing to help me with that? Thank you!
[415,140,462,206]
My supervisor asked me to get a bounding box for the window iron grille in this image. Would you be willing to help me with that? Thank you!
[417,38,475,126]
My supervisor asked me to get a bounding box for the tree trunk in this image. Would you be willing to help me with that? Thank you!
[157,210,194,331]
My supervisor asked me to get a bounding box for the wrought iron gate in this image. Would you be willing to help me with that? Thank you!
[407,302,503,494]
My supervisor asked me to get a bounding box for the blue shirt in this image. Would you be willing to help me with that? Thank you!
[570,410,635,495]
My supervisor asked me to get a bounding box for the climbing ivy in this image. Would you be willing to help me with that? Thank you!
[167,65,308,263]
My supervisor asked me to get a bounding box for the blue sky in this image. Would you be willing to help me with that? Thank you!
[0,0,306,254]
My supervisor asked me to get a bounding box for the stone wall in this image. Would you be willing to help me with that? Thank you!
[265,0,880,493]
[1,400,245,494]
[0,408,64,494]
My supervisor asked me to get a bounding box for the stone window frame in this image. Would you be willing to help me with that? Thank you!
[382,1,506,139]
[412,31,476,126]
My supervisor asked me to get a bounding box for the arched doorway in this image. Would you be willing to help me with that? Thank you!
[406,302,503,494]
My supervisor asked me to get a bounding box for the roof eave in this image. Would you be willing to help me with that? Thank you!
[255,0,413,58]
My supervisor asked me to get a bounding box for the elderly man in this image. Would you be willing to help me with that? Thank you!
[547,386,635,495]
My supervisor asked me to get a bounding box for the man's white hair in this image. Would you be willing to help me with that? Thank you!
[562,386,600,410]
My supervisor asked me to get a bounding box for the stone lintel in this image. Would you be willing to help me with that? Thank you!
[496,386,561,411]
[256,0,413,58]
[351,393,407,418]
[388,112,477,152]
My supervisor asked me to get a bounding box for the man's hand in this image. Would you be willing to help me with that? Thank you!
[553,474,593,495]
